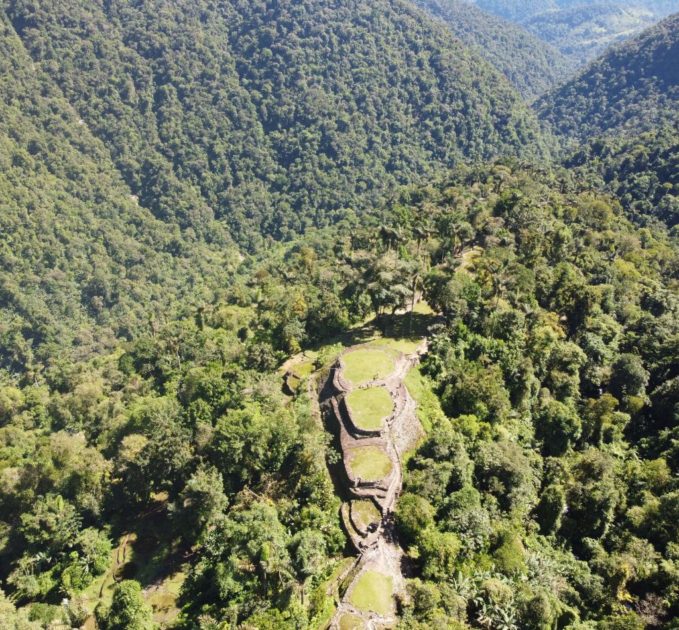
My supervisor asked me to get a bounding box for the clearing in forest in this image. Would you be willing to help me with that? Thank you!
[348,570,395,617]
[347,445,393,482]
[341,348,396,386]
[323,339,427,629]
[345,387,393,431]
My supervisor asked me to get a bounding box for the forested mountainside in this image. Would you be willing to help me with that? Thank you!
[412,0,573,100]
[523,3,658,66]
[567,126,679,228]
[0,14,237,375]
[536,12,679,140]
[470,0,679,66]
[2,163,678,628]
[534,13,679,230]
[2,0,679,628]
[1,0,546,247]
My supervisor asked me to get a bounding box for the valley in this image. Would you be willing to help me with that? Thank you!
[0,1,678,629]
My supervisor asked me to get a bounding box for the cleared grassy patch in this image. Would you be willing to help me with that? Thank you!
[292,359,316,378]
[339,613,366,630]
[413,301,434,315]
[342,348,396,386]
[350,500,381,531]
[348,570,394,616]
[347,446,393,481]
[374,336,422,355]
[145,571,185,626]
[346,387,392,431]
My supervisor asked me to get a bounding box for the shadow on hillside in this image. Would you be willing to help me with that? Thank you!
[306,308,441,357]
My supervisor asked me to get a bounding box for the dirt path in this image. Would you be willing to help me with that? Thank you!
[321,341,426,629]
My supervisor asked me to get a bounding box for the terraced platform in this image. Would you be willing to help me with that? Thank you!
[321,341,426,629]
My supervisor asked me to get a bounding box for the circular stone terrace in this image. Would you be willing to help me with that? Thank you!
[324,341,426,629]
[344,386,393,433]
[340,348,397,388]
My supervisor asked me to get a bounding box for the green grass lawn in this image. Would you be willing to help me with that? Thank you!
[339,612,366,630]
[348,571,394,616]
[373,336,422,355]
[350,500,381,531]
[412,300,435,315]
[346,387,393,431]
[342,348,396,386]
[347,446,393,481]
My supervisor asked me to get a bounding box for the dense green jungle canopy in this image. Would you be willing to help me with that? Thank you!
[0,2,678,629]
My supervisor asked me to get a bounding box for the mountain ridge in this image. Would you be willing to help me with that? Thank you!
[412,0,574,99]
[536,11,679,140]
[3,0,549,246]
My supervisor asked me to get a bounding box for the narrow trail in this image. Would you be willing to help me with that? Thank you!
[321,341,427,629]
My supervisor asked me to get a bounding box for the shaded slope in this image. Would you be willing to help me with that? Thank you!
[536,12,679,140]
[0,15,236,371]
[4,0,549,245]
[413,0,574,100]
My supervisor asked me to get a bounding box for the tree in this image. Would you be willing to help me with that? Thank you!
[176,466,228,544]
[292,529,327,578]
[181,501,294,619]
[210,403,298,490]
[396,493,436,545]
[492,530,527,576]
[562,449,621,542]
[609,354,649,400]
[599,611,645,630]
[535,396,581,456]
[441,362,511,424]
[535,485,566,535]
[475,439,539,514]
[418,528,461,580]
[20,494,81,557]
[97,580,155,630]
[359,251,414,326]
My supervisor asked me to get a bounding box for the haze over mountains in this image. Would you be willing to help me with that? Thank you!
[1,1,679,628]
[464,0,679,67]
[537,11,679,139]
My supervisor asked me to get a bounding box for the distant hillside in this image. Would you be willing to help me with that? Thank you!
[536,13,679,140]
[473,0,679,22]
[413,0,574,99]
[0,14,236,372]
[468,0,679,66]
[473,0,555,21]
[523,3,658,65]
[3,0,548,247]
